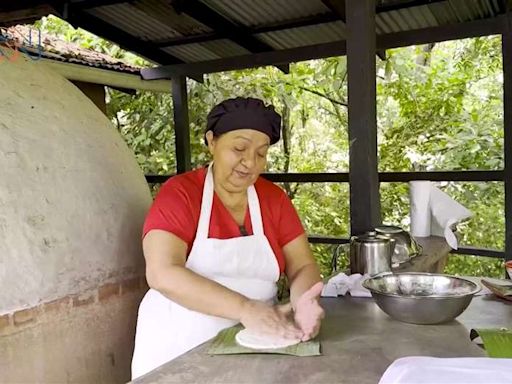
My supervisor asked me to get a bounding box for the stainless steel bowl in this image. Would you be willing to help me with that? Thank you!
[362,273,481,324]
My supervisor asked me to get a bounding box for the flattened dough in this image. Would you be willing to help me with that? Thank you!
[235,329,301,350]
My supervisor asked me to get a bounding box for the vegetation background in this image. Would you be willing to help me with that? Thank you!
[36,16,505,278]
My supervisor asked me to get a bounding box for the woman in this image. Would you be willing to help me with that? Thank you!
[132,97,324,379]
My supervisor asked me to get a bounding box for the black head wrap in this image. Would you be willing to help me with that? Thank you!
[205,97,281,145]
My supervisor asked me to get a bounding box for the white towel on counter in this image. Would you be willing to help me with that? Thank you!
[321,273,372,298]
[409,181,473,249]
[379,356,512,384]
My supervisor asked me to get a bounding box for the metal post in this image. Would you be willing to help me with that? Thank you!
[346,0,381,235]
[502,30,512,262]
[171,75,191,174]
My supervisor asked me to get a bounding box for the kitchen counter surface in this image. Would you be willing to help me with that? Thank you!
[133,295,511,384]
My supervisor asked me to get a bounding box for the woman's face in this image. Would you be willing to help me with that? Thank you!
[206,129,270,193]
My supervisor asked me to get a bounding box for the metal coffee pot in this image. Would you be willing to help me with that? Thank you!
[374,225,422,266]
[350,231,395,276]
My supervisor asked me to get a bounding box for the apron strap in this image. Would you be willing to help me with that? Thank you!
[195,163,214,240]
[247,186,264,236]
[196,163,265,239]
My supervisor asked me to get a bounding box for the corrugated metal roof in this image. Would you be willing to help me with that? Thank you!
[200,0,331,28]
[257,21,346,50]
[82,0,508,63]
[375,0,499,35]
[0,0,508,65]
[163,39,250,62]
[426,1,459,25]
[87,4,181,42]
[131,0,212,36]
[202,39,251,57]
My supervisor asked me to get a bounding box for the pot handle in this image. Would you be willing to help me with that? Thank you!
[412,237,423,256]
[331,243,349,274]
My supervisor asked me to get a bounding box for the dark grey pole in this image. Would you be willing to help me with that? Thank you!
[346,0,381,235]
[502,30,512,262]
[171,75,191,174]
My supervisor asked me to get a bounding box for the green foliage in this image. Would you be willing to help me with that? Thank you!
[36,17,507,278]
[107,91,177,173]
[378,37,504,277]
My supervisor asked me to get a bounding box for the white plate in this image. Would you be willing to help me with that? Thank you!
[235,329,300,350]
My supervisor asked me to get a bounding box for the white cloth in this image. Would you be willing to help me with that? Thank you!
[321,273,372,298]
[131,163,280,379]
[379,356,512,384]
[409,181,472,249]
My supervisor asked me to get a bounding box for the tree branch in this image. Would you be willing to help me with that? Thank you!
[298,86,348,107]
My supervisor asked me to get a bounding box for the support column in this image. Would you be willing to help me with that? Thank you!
[346,0,381,235]
[502,31,512,262]
[171,75,191,174]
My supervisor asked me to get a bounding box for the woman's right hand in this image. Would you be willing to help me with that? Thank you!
[239,299,304,340]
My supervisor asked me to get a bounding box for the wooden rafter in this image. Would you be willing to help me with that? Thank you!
[151,0,446,49]
[171,0,289,73]
[63,8,202,81]
[141,15,506,78]
[322,0,386,60]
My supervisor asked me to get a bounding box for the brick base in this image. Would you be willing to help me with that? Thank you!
[0,276,148,383]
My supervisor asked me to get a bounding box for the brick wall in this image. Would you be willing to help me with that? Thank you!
[0,276,148,383]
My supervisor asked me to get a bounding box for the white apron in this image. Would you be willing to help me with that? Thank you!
[131,164,280,379]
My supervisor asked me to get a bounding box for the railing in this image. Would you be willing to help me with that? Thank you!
[145,169,507,260]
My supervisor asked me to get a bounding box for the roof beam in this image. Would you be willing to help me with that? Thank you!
[377,0,447,13]
[322,0,386,60]
[155,13,340,48]
[142,40,348,79]
[155,31,219,47]
[66,10,178,65]
[69,0,132,9]
[322,0,346,22]
[141,15,506,79]
[153,0,446,49]
[0,1,60,12]
[377,12,505,49]
[0,1,130,26]
[0,0,131,12]
[252,13,340,34]
[171,0,288,73]
[65,9,203,82]
[0,5,55,26]
[172,0,270,52]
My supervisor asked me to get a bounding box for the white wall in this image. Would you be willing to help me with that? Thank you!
[0,50,152,313]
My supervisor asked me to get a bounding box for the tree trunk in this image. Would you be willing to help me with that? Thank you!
[416,43,436,67]
[281,99,294,198]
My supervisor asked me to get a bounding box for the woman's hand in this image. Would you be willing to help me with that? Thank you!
[293,282,325,341]
[239,299,304,340]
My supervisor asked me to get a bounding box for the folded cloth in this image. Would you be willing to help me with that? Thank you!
[321,273,372,298]
[378,356,512,384]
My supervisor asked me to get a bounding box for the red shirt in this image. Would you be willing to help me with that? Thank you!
[143,167,305,273]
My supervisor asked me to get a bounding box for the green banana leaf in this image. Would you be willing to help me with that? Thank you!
[207,324,321,357]
[470,328,512,358]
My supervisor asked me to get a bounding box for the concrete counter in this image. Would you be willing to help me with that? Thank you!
[133,295,511,384]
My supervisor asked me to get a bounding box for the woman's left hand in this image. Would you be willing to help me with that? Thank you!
[293,282,325,341]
